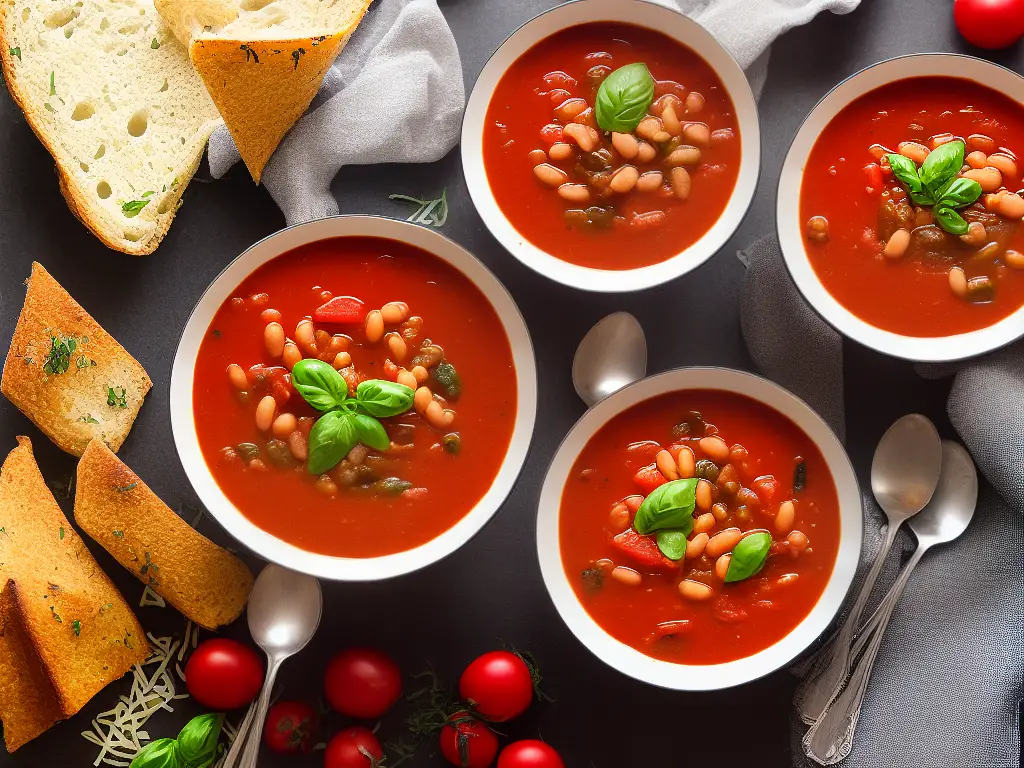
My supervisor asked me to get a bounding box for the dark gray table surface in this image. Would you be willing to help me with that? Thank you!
[1,0,1022,765]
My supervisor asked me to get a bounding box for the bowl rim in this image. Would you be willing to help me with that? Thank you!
[169,215,538,581]
[461,0,762,293]
[776,52,1024,363]
[535,366,863,691]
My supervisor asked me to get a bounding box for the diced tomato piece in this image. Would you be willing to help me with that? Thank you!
[246,364,287,390]
[625,440,661,471]
[752,475,780,504]
[633,463,667,495]
[654,620,693,637]
[542,70,577,90]
[270,373,292,406]
[548,88,571,105]
[622,495,644,513]
[573,107,598,130]
[712,596,749,624]
[539,124,564,147]
[401,487,428,501]
[863,163,883,194]
[611,530,677,571]
[313,296,365,324]
[382,359,400,382]
[860,227,884,254]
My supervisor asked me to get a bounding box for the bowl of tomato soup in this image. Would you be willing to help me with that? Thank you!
[170,217,537,581]
[462,0,760,292]
[779,54,1024,361]
[537,368,861,689]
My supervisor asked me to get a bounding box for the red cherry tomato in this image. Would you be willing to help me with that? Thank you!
[497,741,566,768]
[263,701,318,755]
[324,648,402,719]
[459,651,535,722]
[324,727,383,768]
[954,0,1024,49]
[184,638,263,710]
[440,713,499,768]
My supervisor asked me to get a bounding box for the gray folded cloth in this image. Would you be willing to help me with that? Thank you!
[739,236,1024,767]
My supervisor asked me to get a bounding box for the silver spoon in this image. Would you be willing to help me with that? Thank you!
[222,564,323,768]
[572,312,647,407]
[804,440,978,765]
[794,414,942,723]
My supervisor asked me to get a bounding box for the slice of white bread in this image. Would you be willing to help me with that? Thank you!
[0,0,223,255]
[1,262,152,457]
[155,0,372,182]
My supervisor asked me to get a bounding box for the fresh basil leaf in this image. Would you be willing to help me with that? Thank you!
[633,478,697,536]
[910,190,936,207]
[291,359,349,411]
[656,530,688,561]
[307,411,358,474]
[937,177,983,209]
[933,205,970,235]
[177,714,222,767]
[352,413,389,451]
[595,62,655,133]
[355,379,414,418]
[725,532,772,583]
[886,153,925,196]
[129,738,181,768]
[919,140,964,198]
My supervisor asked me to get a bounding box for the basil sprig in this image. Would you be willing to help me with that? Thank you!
[725,532,772,583]
[595,62,655,133]
[291,360,413,475]
[130,714,223,768]
[633,478,697,561]
[886,141,982,235]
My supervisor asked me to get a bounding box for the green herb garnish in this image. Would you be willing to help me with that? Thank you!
[72,619,81,636]
[632,478,698,561]
[794,461,807,493]
[59,526,64,540]
[887,141,981,235]
[50,606,61,623]
[595,62,655,133]
[9,47,20,60]
[121,198,151,217]
[725,532,772,583]
[581,567,604,593]
[433,362,461,400]
[42,334,76,375]
[112,530,124,537]
[115,483,137,493]
[49,71,55,96]
[107,386,128,408]
[389,190,448,228]
[151,38,160,49]
[79,414,99,424]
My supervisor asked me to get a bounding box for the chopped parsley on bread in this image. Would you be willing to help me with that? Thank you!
[1,262,151,457]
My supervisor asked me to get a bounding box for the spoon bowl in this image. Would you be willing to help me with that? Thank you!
[247,564,323,655]
[907,441,978,545]
[870,414,944,519]
[572,312,647,407]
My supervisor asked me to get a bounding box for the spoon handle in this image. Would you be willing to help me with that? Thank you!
[219,701,257,768]
[794,521,900,723]
[803,547,926,765]
[852,545,927,657]
[239,656,284,768]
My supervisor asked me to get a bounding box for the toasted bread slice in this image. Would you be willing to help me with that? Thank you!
[75,440,254,630]
[1,262,151,457]
[154,0,372,182]
[0,437,149,751]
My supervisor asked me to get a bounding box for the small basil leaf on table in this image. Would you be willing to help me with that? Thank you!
[291,359,349,411]
[886,153,926,196]
[129,738,181,768]
[725,531,772,583]
[937,177,983,209]
[595,62,655,133]
[633,478,697,536]
[352,413,390,451]
[656,530,688,561]
[919,140,964,198]
[307,410,358,474]
[355,379,415,418]
[177,713,223,767]
[933,205,970,235]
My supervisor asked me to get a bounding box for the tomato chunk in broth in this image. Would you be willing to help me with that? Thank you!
[560,390,840,665]
[193,237,517,558]
[801,76,1024,337]
[483,22,741,270]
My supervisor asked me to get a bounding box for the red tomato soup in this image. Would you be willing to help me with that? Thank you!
[193,237,518,558]
[559,390,840,665]
[483,22,741,270]
[802,76,1024,337]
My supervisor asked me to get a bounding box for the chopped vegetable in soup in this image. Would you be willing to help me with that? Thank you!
[483,22,741,270]
[560,390,840,665]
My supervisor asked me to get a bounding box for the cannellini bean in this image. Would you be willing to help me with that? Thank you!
[963,166,1002,193]
[528,148,547,165]
[272,412,297,438]
[698,436,730,463]
[675,445,696,478]
[670,167,691,200]
[636,116,663,141]
[775,500,796,533]
[397,369,418,389]
[314,330,331,355]
[693,512,716,534]
[960,221,987,246]
[949,266,969,298]
[966,150,989,169]
[424,400,455,429]
[988,153,1018,179]
[315,475,339,496]
[678,579,714,601]
[662,104,682,135]
[998,192,1024,220]
[928,133,957,149]
[611,132,639,160]
[381,301,409,324]
[557,183,591,203]
[295,318,316,352]
[711,128,735,145]
[1006,249,1024,270]
[282,341,302,370]
[609,502,630,531]
[705,528,743,559]
[333,351,352,370]
[656,449,679,480]
[715,554,731,581]
[898,141,929,164]
[685,92,705,114]
[611,566,642,586]
[695,479,713,512]
[365,311,384,344]
[711,502,729,523]
[637,140,657,164]
[288,429,308,461]
[610,165,640,194]
[968,134,997,154]
[636,171,663,192]
[665,145,702,167]
[414,386,433,413]
[883,228,911,259]
[226,363,248,391]
[563,122,599,152]
[412,365,429,384]
[682,122,711,147]
[534,163,569,188]
[386,332,408,361]
[788,530,810,552]
[686,532,709,559]
[255,395,276,432]
[984,191,1006,212]
[549,142,574,161]
[554,97,589,121]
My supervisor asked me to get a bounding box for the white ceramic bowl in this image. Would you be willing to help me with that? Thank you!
[170,216,538,581]
[536,367,862,690]
[462,0,761,293]
[778,54,1024,362]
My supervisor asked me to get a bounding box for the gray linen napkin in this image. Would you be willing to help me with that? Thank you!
[739,236,1024,768]
[207,0,464,224]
